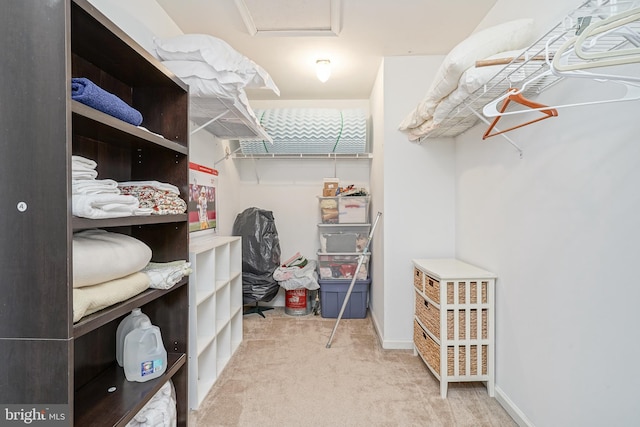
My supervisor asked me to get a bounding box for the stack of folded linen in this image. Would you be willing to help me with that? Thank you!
[72,155,153,219]
[155,34,280,100]
[126,380,176,427]
[153,33,279,131]
[72,229,153,322]
[118,181,187,215]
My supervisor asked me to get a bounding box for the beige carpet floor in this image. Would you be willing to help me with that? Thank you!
[190,307,516,427]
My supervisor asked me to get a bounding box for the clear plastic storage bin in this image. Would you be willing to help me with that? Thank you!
[318,196,370,224]
[317,252,369,280]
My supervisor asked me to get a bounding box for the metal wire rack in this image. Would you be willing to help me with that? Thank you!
[421,0,640,142]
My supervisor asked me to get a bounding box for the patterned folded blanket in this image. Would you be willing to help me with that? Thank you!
[119,182,187,215]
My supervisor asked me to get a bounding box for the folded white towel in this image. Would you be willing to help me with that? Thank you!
[72,178,120,195]
[118,180,180,195]
[72,155,97,170]
[142,260,192,290]
[134,207,155,216]
[72,169,99,180]
[72,194,141,219]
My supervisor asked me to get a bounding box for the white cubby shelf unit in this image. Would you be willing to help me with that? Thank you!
[188,235,243,409]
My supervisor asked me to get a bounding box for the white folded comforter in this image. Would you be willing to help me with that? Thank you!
[73,229,152,288]
[73,272,150,322]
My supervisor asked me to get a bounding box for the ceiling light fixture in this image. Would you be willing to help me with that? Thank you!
[316,59,331,83]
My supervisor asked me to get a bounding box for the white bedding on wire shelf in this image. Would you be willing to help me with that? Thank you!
[398,19,534,140]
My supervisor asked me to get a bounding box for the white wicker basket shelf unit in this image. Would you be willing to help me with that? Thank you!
[412,258,496,398]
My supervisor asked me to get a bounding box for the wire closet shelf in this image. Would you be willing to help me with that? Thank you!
[423,0,640,139]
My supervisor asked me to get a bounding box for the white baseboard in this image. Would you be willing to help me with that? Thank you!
[370,311,414,350]
[494,385,535,427]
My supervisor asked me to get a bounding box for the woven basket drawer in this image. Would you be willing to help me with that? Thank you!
[447,345,488,376]
[414,320,440,375]
[416,291,488,341]
[415,291,440,338]
[414,268,424,293]
[414,320,488,376]
[423,274,440,303]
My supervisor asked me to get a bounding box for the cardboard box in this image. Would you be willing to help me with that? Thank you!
[323,179,339,197]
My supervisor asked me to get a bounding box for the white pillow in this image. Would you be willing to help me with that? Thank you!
[164,60,246,84]
[428,19,534,103]
[399,19,534,131]
[458,49,526,93]
[154,34,251,73]
[163,61,256,100]
[154,34,280,95]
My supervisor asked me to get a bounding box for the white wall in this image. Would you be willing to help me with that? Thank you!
[88,0,242,239]
[87,0,182,54]
[454,0,640,425]
[377,56,457,348]
[231,99,372,306]
[456,74,640,427]
[369,61,385,338]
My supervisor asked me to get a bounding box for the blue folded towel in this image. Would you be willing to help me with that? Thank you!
[71,77,143,126]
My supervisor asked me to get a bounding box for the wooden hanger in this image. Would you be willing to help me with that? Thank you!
[483,89,558,139]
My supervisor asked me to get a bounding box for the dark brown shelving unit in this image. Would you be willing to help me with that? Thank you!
[1,0,190,425]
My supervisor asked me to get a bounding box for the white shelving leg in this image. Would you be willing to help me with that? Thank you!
[440,377,448,399]
[190,111,229,136]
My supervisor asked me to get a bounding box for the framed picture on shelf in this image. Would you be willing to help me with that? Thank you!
[188,162,218,233]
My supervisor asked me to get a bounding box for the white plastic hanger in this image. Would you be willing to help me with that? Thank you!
[484,78,640,118]
[483,18,640,119]
[574,7,640,60]
[553,8,640,72]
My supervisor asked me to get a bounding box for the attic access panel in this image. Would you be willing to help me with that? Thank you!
[235,0,340,36]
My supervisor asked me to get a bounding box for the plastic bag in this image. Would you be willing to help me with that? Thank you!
[232,207,281,304]
[273,259,320,291]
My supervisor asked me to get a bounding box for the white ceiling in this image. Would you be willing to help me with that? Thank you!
[155,0,498,101]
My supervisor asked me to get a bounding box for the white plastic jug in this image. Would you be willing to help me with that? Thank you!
[123,319,167,382]
[115,308,150,367]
